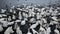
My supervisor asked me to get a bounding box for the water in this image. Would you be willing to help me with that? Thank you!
[0,0,60,9]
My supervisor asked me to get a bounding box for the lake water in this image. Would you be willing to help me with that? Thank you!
[0,0,60,9]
